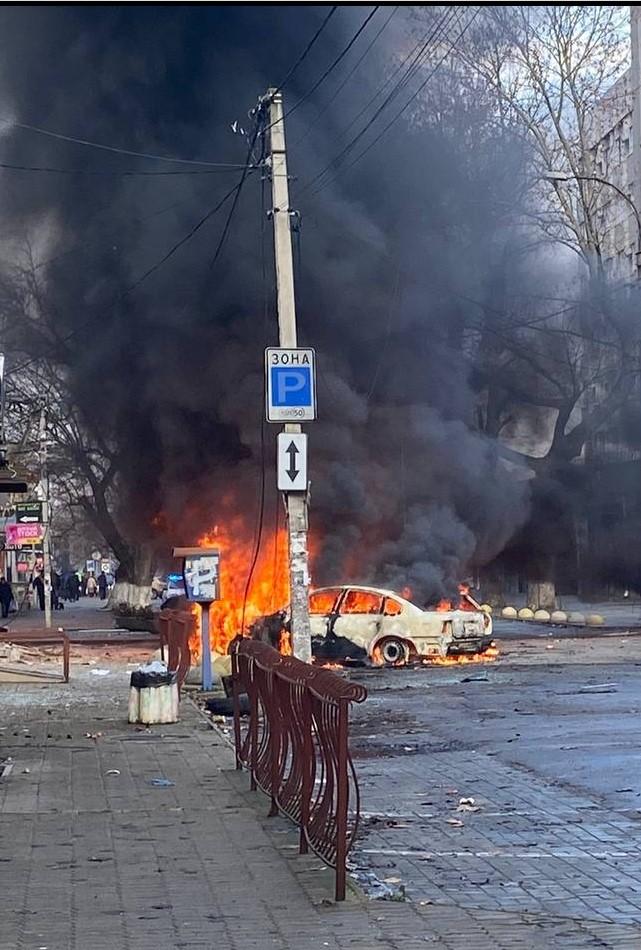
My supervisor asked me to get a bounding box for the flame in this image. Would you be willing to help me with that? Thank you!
[188,520,290,660]
[424,644,499,666]
[279,629,292,656]
[434,584,478,613]
[372,643,499,668]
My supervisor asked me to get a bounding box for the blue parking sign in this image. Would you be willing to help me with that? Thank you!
[271,366,312,406]
[265,347,316,421]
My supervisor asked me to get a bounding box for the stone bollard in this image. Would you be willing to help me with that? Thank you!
[550,610,568,624]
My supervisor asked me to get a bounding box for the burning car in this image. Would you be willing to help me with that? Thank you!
[252,585,493,667]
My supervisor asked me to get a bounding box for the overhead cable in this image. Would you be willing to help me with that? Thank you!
[293,5,398,149]
[275,6,339,93]
[0,116,240,167]
[0,160,254,176]
[262,6,380,133]
[298,6,460,196]
[311,7,481,195]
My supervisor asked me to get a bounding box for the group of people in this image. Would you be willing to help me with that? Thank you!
[61,570,110,602]
[0,569,112,618]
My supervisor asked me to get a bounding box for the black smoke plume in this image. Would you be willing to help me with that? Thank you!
[0,6,535,601]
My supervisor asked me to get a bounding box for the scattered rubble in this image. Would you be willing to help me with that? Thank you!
[0,641,58,665]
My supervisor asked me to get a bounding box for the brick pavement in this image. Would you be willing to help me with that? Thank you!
[1,669,640,949]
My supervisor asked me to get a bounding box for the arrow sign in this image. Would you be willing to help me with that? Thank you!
[277,432,307,492]
[15,502,43,524]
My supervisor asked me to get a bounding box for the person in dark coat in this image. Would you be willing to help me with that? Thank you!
[97,572,108,600]
[68,573,80,602]
[0,577,13,618]
[32,573,45,611]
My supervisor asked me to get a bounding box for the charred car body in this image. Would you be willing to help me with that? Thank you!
[251,585,493,667]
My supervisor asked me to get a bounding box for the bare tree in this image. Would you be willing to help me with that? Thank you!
[0,261,157,605]
[446,5,632,270]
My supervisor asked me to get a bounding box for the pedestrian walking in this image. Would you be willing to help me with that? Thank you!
[0,576,13,618]
[32,573,45,611]
[97,572,108,600]
[67,572,80,602]
[86,573,98,598]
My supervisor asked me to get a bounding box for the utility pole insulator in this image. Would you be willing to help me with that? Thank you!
[266,88,313,663]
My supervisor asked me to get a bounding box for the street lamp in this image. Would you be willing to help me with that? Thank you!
[541,170,641,278]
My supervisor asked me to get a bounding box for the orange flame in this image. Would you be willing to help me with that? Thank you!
[372,643,499,668]
[279,630,293,655]
[188,520,290,660]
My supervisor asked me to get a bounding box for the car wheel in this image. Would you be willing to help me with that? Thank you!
[376,637,410,667]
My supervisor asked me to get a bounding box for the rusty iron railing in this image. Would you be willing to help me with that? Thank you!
[231,638,367,900]
[158,610,193,693]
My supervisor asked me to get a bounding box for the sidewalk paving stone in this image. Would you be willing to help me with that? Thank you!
[1,665,640,948]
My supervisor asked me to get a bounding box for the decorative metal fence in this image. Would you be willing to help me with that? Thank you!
[158,610,193,693]
[231,638,367,900]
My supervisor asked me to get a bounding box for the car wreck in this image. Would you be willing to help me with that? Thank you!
[250,584,493,667]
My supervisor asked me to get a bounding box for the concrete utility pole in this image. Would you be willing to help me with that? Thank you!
[265,89,312,662]
[38,407,52,629]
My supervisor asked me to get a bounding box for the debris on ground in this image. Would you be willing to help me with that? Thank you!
[456,797,480,813]
[0,641,58,665]
[578,683,618,693]
[148,777,175,787]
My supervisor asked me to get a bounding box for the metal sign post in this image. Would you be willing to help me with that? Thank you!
[172,546,220,691]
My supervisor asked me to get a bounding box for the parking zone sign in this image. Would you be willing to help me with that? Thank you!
[265,347,316,422]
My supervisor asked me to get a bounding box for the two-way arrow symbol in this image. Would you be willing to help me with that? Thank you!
[286,440,300,482]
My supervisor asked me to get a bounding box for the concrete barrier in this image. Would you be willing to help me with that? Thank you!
[518,607,534,620]
[501,606,517,619]
[534,609,551,622]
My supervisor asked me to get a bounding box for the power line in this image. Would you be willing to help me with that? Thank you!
[131,179,250,291]
[0,160,254,176]
[209,121,262,269]
[298,6,461,196]
[240,165,271,636]
[0,116,239,167]
[32,195,199,271]
[275,6,339,93]
[329,12,451,150]
[261,6,380,133]
[308,8,481,197]
[293,5,398,149]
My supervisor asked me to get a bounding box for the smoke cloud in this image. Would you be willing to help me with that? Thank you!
[0,6,538,601]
